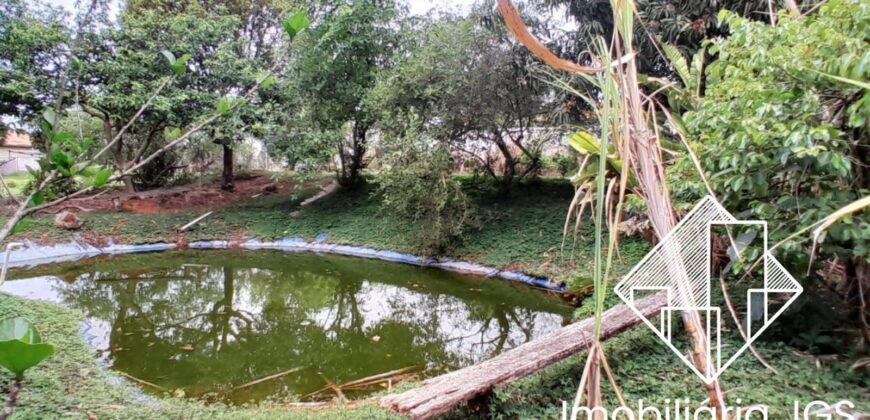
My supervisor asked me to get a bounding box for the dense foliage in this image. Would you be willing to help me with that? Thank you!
[284,0,400,187]
[674,0,869,346]
[0,0,69,131]
[375,128,479,253]
[85,7,248,190]
[541,0,817,76]
[374,12,554,192]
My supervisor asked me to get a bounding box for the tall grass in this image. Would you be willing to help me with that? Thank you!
[497,0,727,416]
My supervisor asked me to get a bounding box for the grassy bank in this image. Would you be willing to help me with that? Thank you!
[449,295,870,418]
[1,174,866,419]
[6,175,649,289]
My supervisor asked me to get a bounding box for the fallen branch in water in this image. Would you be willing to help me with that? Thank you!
[303,366,418,401]
[336,366,419,390]
[230,366,306,392]
[119,372,167,392]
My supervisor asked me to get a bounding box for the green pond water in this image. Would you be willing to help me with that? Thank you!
[4,250,572,404]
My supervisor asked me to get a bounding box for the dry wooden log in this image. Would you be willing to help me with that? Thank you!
[380,291,666,419]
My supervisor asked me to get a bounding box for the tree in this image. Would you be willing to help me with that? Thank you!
[164,0,301,191]
[287,0,401,188]
[375,122,479,254]
[75,5,249,191]
[374,13,554,192]
[541,0,812,76]
[0,0,310,242]
[0,0,70,131]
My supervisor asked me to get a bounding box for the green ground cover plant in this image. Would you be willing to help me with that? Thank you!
[3,176,648,288]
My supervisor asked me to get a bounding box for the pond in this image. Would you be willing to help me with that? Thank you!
[2,250,572,404]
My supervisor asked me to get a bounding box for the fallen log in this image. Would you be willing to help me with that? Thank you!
[380,291,666,419]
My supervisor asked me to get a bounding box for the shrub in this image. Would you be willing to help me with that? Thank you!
[133,150,181,190]
[673,0,869,347]
[550,152,580,177]
[375,142,479,254]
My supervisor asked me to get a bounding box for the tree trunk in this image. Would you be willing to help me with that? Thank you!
[221,144,234,192]
[337,121,367,188]
[121,174,135,193]
[106,120,135,194]
[493,135,516,194]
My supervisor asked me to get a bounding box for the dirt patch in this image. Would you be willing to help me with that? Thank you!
[38,172,293,215]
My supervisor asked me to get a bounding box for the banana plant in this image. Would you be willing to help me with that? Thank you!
[566,131,627,187]
[640,42,705,113]
[561,131,635,258]
[0,317,54,380]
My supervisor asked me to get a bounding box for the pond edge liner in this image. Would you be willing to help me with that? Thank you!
[0,237,567,291]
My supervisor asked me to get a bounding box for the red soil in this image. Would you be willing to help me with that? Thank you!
[39,172,290,215]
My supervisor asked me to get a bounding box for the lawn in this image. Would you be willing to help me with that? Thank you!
[0,172,32,198]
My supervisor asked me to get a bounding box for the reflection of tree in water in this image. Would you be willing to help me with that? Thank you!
[49,252,569,403]
[381,285,545,371]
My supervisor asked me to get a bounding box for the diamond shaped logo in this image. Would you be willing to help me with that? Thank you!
[614,196,802,384]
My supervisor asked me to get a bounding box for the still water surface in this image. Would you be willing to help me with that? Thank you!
[4,250,572,403]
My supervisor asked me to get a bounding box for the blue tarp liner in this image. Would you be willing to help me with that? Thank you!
[0,237,566,291]
[375,250,426,265]
[104,242,176,255]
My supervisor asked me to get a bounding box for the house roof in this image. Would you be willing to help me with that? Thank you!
[2,131,33,149]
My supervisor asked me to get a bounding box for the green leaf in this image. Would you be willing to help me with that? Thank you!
[661,42,691,88]
[282,12,310,40]
[29,191,44,207]
[42,109,57,128]
[806,68,870,90]
[0,318,39,343]
[260,75,275,90]
[93,168,113,188]
[164,127,182,141]
[94,168,113,188]
[171,53,191,75]
[216,97,233,115]
[49,146,71,170]
[69,141,82,155]
[568,131,601,155]
[11,220,34,235]
[0,318,55,377]
[161,50,176,65]
[0,341,54,376]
